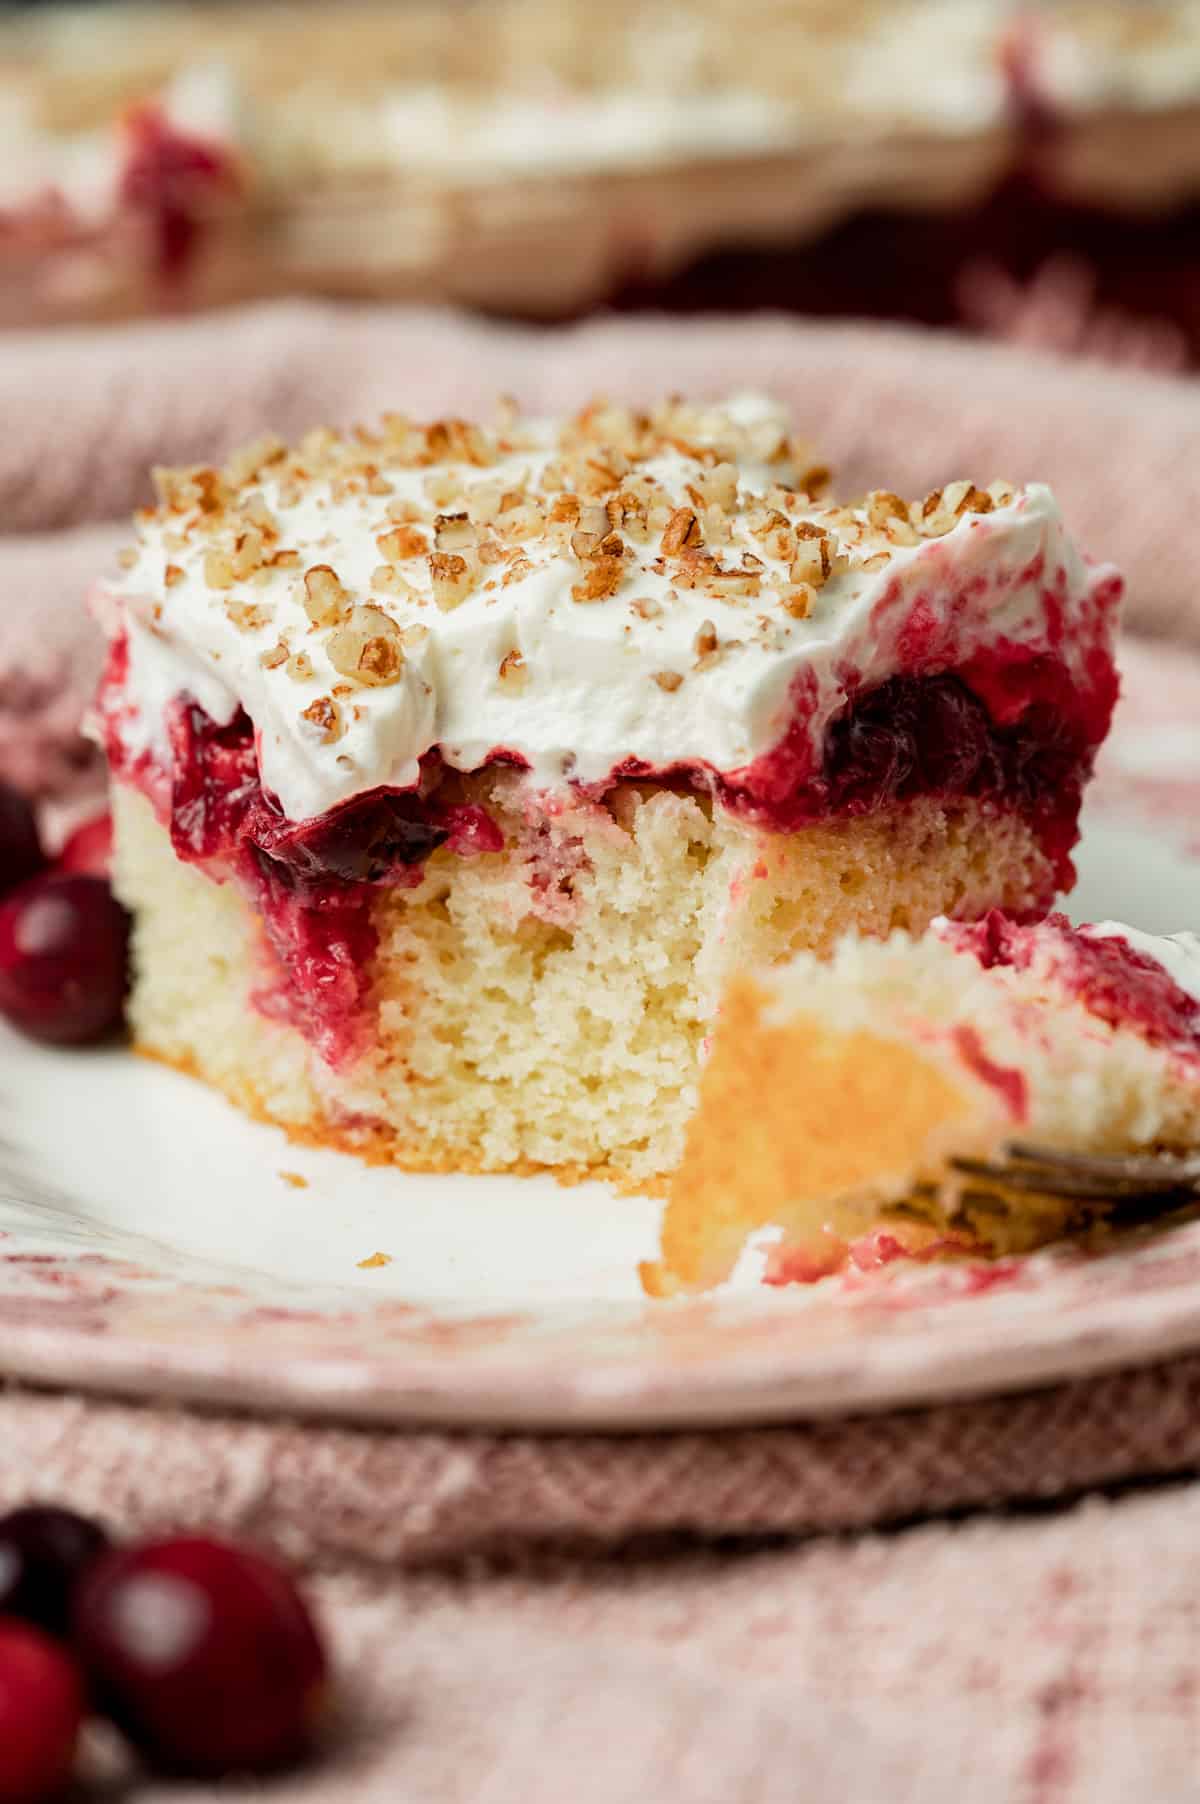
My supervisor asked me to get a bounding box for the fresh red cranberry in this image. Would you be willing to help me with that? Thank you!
[0,875,129,1046]
[0,1621,83,1804]
[56,814,113,879]
[74,1535,327,1775]
[0,787,46,899]
[0,1507,110,1640]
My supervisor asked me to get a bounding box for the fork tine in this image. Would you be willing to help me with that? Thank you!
[1005,1141,1200,1185]
[949,1155,1189,1202]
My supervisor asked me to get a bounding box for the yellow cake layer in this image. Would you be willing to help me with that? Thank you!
[113,774,1056,1187]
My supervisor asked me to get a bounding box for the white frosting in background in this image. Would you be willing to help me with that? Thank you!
[0,0,1007,225]
[1082,923,1200,1006]
[0,91,116,220]
[1035,8,1200,114]
[840,0,1008,131]
[103,395,1117,827]
[15,0,1200,238]
[375,86,800,179]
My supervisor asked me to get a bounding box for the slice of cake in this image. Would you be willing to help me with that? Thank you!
[644,914,1200,1295]
[94,395,1120,1186]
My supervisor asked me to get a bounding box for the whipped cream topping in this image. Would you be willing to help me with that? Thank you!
[1082,923,1200,1007]
[99,394,1120,826]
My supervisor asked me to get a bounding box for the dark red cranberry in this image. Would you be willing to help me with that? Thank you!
[0,875,129,1046]
[56,813,113,879]
[0,787,46,899]
[74,1535,327,1775]
[911,677,992,792]
[261,793,448,888]
[826,708,917,812]
[0,1507,110,1640]
[0,1620,83,1804]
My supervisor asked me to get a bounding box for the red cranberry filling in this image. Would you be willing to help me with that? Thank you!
[613,664,1111,890]
[153,702,506,1064]
[946,911,1200,1064]
[105,646,1109,1066]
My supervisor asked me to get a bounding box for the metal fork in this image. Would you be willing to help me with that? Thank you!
[950,1142,1200,1205]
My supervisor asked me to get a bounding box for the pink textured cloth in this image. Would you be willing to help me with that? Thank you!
[11,1374,1200,1802]
[5,304,1200,1800]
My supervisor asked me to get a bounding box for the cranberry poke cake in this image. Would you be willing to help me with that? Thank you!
[94,395,1120,1185]
[645,914,1200,1296]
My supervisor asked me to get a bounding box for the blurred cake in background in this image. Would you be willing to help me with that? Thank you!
[0,0,1011,320]
[5,0,1200,358]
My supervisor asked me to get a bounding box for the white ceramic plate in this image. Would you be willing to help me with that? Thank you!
[2,639,1199,1429]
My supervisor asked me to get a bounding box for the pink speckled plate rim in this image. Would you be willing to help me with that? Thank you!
[0,637,1198,1431]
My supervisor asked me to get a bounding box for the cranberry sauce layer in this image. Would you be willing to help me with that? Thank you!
[613,645,1117,891]
[945,912,1200,1067]
[103,626,1112,1067]
[164,702,505,1065]
[102,639,502,1066]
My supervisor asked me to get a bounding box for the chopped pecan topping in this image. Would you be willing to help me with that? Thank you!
[498,648,528,688]
[203,550,235,591]
[502,555,535,588]
[225,599,271,632]
[781,584,815,619]
[433,512,477,553]
[429,551,476,610]
[224,434,286,488]
[694,620,719,663]
[376,525,428,561]
[300,695,344,744]
[154,464,232,516]
[571,555,624,603]
[789,524,834,588]
[549,494,582,527]
[303,564,349,627]
[231,526,265,581]
[327,604,406,686]
[661,507,702,556]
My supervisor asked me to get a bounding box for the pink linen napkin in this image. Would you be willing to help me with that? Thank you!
[5,304,1200,1802]
[11,1371,1200,1804]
